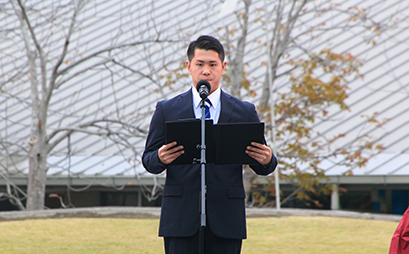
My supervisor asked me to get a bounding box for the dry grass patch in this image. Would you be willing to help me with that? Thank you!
[0,216,398,254]
[0,218,162,254]
[243,216,397,254]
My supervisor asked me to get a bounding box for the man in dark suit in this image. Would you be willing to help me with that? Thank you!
[142,35,277,254]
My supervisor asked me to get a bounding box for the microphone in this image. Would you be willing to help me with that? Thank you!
[196,80,211,99]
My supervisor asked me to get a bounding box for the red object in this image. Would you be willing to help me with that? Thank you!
[390,207,409,254]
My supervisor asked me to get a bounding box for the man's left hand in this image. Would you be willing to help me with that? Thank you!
[246,142,272,166]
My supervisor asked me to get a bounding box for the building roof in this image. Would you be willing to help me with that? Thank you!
[1,0,409,186]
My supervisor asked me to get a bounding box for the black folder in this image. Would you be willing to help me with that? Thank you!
[165,119,265,165]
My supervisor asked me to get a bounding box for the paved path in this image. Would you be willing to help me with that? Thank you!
[0,207,403,222]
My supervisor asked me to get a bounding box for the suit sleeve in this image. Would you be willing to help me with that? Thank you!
[142,102,167,175]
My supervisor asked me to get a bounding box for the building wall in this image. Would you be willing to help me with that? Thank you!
[248,183,409,215]
[334,184,409,215]
[1,183,408,215]
[0,185,162,211]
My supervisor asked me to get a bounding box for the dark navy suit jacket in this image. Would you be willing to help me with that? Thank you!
[142,88,277,239]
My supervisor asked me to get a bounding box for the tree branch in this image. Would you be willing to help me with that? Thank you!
[57,39,180,77]
[16,0,43,63]
[47,119,148,153]
[47,1,81,106]
[16,0,48,99]
[55,59,110,89]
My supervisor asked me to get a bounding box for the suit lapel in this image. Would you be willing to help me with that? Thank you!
[176,88,195,120]
[218,90,235,123]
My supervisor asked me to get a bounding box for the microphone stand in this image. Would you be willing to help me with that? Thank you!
[199,98,207,254]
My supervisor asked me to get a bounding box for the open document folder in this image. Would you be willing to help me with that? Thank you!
[165,119,265,165]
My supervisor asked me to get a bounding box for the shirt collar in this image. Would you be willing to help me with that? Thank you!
[192,85,221,109]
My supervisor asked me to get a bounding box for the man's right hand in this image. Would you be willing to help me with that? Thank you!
[158,141,184,165]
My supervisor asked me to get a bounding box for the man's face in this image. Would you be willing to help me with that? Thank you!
[186,49,226,95]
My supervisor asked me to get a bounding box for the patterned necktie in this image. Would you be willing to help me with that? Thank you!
[205,99,212,119]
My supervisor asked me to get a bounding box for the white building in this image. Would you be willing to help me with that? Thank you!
[1,0,408,214]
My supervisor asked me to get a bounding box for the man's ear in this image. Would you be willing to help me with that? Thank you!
[186,61,192,75]
[222,61,227,74]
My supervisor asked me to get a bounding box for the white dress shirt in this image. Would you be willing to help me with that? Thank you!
[192,86,221,124]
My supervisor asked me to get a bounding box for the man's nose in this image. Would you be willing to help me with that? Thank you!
[202,65,210,75]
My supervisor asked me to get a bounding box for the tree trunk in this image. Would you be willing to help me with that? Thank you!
[259,70,271,110]
[243,165,257,205]
[27,145,47,210]
[229,0,250,98]
[26,108,48,210]
[226,0,255,206]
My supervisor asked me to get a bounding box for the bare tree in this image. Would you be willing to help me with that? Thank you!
[1,0,185,210]
[216,0,393,207]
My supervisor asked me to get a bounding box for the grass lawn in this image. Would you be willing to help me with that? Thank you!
[0,216,398,253]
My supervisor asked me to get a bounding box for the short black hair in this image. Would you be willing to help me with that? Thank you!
[187,35,225,63]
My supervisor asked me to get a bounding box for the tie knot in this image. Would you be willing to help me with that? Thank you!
[205,99,212,108]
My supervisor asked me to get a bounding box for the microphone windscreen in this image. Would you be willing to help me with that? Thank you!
[196,80,211,93]
[197,80,211,99]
